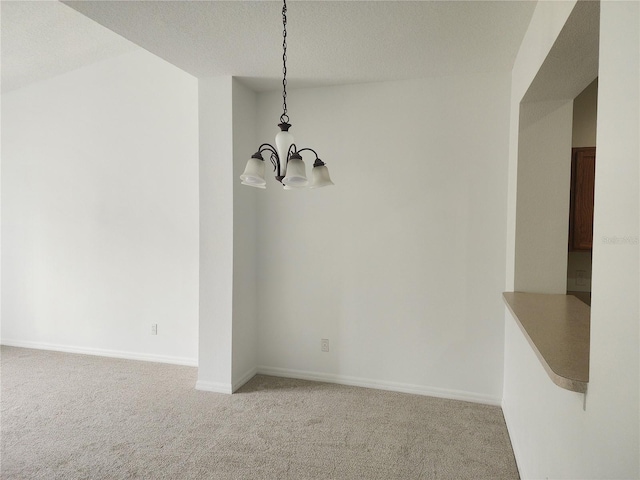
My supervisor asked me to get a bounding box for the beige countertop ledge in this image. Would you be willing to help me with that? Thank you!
[503,292,590,394]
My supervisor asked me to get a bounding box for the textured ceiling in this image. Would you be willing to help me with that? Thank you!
[1,1,138,93]
[3,1,538,94]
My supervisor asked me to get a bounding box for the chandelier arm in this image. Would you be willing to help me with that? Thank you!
[295,147,319,159]
[257,144,278,157]
[257,143,293,177]
[297,147,327,167]
[287,143,298,160]
[269,153,279,173]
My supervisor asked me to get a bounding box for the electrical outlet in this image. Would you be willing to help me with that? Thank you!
[576,270,588,287]
[151,324,158,335]
[321,338,329,352]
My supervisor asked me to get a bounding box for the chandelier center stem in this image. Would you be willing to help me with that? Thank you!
[280,0,289,124]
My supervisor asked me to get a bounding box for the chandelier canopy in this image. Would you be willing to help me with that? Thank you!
[240,0,334,190]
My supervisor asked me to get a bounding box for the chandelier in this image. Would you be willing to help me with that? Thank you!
[240,0,334,189]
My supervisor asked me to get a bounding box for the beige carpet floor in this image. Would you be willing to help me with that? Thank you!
[1,346,519,479]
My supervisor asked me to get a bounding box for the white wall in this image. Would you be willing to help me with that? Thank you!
[503,316,590,478]
[255,73,511,404]
[514,99,573,294]
[567,79,598,294]
[572,79,598,148]
[231,79,259,390]
[1,50,199,365]
[197,77,260,393]
[587,0,639,474]
[503,1,640,478]
[505,0,578,291]
[197,77,234,391]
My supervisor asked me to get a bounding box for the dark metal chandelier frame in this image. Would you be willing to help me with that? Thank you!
[240,0,333,190]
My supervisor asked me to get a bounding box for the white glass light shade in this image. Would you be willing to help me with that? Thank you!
[310,164,334,188]
[275,126,294,176]
[242,181,266,189]
[282,156,308,187]
[240,157,266,187]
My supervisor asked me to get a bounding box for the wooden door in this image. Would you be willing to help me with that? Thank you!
[569,147,596,251]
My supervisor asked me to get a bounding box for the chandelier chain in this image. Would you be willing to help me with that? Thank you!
[240,0,333,189]
[280,0,289,124]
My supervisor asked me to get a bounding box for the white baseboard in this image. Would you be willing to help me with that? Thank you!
[233,367,258,392]
[1,339,198,367]
[501,398,525,479]
[194,367,257,395]
[257,365,502,406]
[195,380,233,394]
[1,340,501,406]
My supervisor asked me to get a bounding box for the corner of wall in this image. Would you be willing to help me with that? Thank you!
[231,78,260,388]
